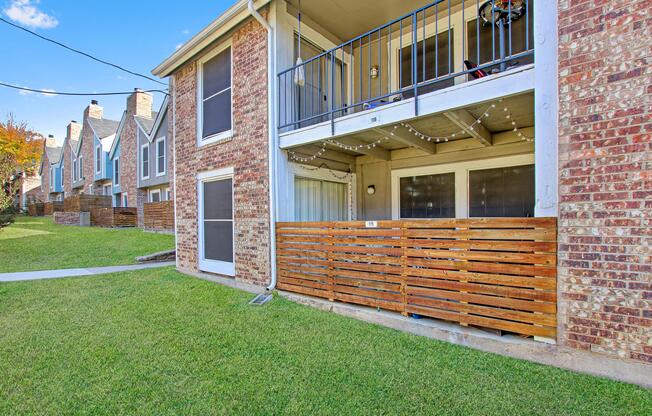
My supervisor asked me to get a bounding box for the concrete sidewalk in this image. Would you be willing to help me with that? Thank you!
[0,262,176,282]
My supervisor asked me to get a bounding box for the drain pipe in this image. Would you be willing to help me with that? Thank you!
[248,0,278,292]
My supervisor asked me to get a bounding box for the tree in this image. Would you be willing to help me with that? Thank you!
[0,115,42,211]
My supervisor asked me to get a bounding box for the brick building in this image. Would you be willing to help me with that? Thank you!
[152,0,651,381]
[38,135,63,202]
[61,120,82,197]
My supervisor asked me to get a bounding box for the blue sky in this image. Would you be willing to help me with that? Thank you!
[0,0,233,144]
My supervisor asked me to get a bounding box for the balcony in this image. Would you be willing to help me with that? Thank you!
[278,0,534,138]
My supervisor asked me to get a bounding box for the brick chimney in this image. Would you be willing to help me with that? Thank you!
[84,99,103,119]
[66,120,81,141]
[127,88,153,118]
[45,134,57,147]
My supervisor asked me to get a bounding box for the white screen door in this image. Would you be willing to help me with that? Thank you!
[198,169,234,275]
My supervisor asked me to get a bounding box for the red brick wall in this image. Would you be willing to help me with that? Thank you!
[173,15,270,285]
[40,151,51,200]
[122,91,151,209]
[558,0,652,364]
[63,140,72,196]
[80,109,97,195]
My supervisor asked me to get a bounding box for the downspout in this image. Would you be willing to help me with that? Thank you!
[248,0,278,291]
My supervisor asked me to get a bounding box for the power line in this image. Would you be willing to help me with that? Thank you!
[0,82,168,96]
[0,16,167,86]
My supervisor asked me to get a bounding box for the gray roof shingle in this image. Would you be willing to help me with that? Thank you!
[45,146,62,164]
[134,111,159,135]
[88,118,120,139]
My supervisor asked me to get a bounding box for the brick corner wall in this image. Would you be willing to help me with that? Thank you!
[558,0,651,364]
[173,15,270,286]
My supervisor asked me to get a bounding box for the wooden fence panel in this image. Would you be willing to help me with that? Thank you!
[277,218,557,340]
[90,207,137,227]
[64,195,112,212]
[143,201,174,231]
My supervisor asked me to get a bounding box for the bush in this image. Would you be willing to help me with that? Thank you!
[0,205,18,229]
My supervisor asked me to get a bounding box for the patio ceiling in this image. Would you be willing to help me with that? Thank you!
[286,91,534,169]
[286,0,467,42]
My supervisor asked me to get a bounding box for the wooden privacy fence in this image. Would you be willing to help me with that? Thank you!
[90,207,137,227]
[43,201,63,216]
[277,218,558,339]
[64,195,112,212]
[143,201,174,231]
[28,202,44,216]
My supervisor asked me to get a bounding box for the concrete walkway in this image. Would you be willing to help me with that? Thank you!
[0,262,176,282]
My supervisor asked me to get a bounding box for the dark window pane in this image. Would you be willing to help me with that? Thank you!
[202,89,231,138]
[469,165,534,217]
[157,140,165,173]
[467,2,534,71]
[204,221,233,262]
[203,179,232,220]
[401,29,454,96]
[203,48,231,98]
[151,192,160,203]
[400,173,455,218]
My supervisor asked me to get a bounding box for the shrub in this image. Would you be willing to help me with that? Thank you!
[0,204,18,229]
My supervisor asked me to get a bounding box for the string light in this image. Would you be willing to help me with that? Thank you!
[298,163,352,180]
[288,99,534,162]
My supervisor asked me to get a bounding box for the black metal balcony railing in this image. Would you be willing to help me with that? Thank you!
[278,0,534,132]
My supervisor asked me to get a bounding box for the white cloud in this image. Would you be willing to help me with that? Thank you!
[181,29,190,35]
[175,43,183,50]
[3,0,58,29]
[40,88,55,97]
[18,87,34,96]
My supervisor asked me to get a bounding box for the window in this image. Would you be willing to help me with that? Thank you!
[399,173,455,218]
[294,177,348,221]
[400,29,454,96]
[156,137,166,176]
[103,184,112,196]
[73,159,77,181]
[122,193,128,207]
[469,165,534,217]
[113,158,119,186]
[95,145,102,174]
[114,193,121,207]
[141,144,149,179]
[165,187,172,201]
[199,169,234,275]
[49,167,53,190]
[149,189,161,203]
[199,45,232,143]
[78,156,83,180]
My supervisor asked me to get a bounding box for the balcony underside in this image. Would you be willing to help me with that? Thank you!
[283,79,534,172]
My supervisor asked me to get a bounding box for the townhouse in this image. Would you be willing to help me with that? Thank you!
[150,0,652,376]
[61,120,82,197]
[109,90,173,225]
[38,135,63,202]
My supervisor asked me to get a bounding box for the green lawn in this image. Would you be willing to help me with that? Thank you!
[0,216,174,272]
[0,268,650,415]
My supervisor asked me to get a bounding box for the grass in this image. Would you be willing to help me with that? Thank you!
[0,268,650,415]
[0,216,174,272]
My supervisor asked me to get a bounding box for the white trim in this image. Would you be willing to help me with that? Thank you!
[197,166,235,276]
[95,144,102,175]
[165,187,171,201]
[155,136,166,176]
[141,143,150,180]
[196,41,234,146]
[113,157,120,186]
[123,192,128,208]
[287,162,356,221]
[391,154,535,219]
[149,189,161,203]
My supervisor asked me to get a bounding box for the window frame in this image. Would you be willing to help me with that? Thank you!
[78,156,83,180]
[149,189,161,203]
[95,144,102,175]
[197,167,235,276]
[196,41,233,146]
[141,143,150,180]
[289,163,355,221]
[155,136,166,176]
[391,154,535,219]
[122,192,128,208]
[73,159,77,182]
[113,157,120,186]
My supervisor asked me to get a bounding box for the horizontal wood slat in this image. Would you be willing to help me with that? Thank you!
[143,201,174,231]
[63,195,112,212]
[277,218,557,340]
[90,207,137,227]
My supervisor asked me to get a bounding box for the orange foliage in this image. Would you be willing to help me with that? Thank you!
[0,115,42,174]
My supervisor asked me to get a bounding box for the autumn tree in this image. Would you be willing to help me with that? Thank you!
[0,115,42,211]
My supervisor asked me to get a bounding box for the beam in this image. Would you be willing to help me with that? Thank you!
[444,109,492,146]
[327,140,390,161]
[492,126,535,145]
[374,126,437,154]
[297,144,357,165]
